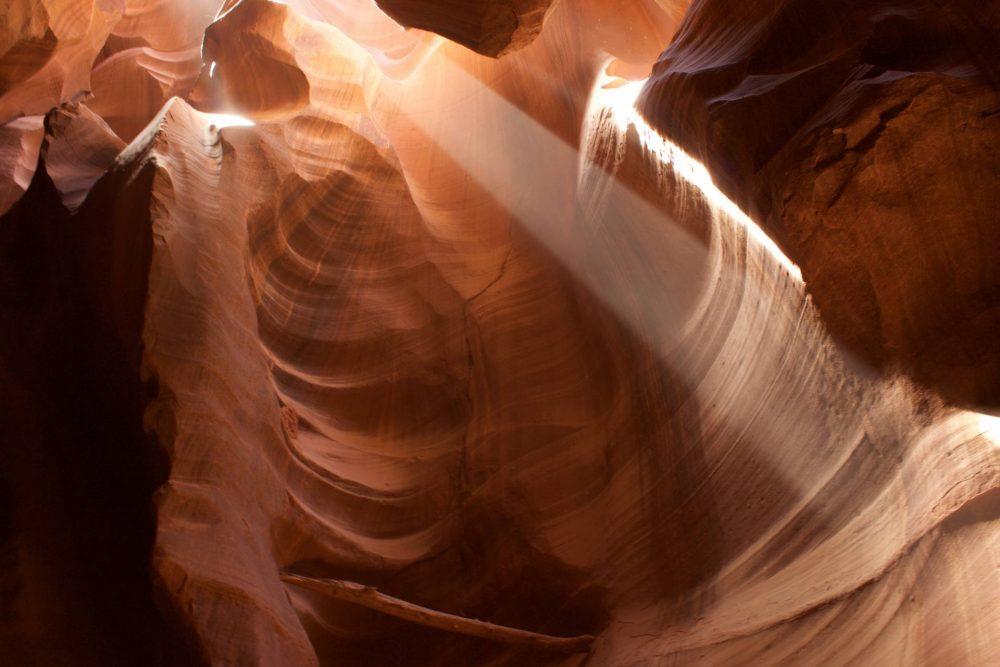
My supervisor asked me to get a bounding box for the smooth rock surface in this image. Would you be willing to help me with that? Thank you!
[0,1,996,665]
[373,0,555,57]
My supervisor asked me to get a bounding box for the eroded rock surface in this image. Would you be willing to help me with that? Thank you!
[639,0,1000,408]
[373,0,555,57]
[0,1,997,665]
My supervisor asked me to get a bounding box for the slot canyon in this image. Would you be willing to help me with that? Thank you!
[0,0,997,664]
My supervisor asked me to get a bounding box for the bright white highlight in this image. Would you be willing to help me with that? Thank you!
[597,75,803,281]
[978,413,1000,447]
[200,111,255,128]
[209,60,217,78]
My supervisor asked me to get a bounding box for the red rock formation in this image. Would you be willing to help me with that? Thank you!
[0,0,125,214]
[373,0,555,57]
[88,0,225,141]
[44,102,125,210]
[0,134,191,666]
[0,0,122,123]
[0,0,996,665]
[0,116,43,215]
[639,0,1000,408]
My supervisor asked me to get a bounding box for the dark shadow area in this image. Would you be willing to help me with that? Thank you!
[0,154,197,665]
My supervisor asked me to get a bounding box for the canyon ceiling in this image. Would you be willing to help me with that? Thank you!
[0,0,997,665]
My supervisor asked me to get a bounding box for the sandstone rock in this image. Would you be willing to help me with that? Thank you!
[373,0,555,57]
[0,1,996,665]
[0,116,43,215]
[0,0,123,124]
[44,102,125,210]
[639,0,1000,408]
[87,0,225,141]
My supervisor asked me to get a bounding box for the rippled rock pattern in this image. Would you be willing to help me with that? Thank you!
[639,0,1000,409]
[0,1,996,665]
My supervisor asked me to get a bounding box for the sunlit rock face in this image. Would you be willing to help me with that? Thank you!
[639,0,1000,409]
[0,1,997,665]
[87,0,221,142]
[0,0,123,122]
[0,0,122,214]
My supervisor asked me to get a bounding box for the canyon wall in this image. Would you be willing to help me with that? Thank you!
[639,0,1000,409]
[0,0,996,665]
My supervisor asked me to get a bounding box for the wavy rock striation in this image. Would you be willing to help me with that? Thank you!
[0,0,996,665]
[639,0,1000,409]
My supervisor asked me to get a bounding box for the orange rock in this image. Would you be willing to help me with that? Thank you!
[374,0,555,57]
[0,0,122,123]
[0,1,996,665]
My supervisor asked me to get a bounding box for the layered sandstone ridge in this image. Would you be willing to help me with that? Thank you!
[0,1,997,665]
[639,0,1000,408]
